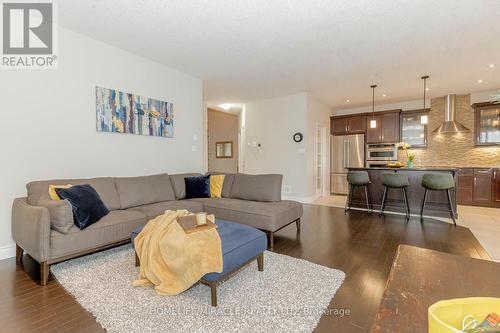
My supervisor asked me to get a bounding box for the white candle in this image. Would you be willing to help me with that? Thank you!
[196,212,207,226]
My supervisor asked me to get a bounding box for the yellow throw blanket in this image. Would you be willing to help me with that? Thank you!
[133,210,223,295]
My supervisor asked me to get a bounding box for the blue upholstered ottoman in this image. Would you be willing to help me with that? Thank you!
[131,219,267,306]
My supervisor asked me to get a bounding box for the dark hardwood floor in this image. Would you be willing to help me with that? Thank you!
[0,204,490,333]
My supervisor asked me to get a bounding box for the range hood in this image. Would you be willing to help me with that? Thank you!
[433,94,469,133]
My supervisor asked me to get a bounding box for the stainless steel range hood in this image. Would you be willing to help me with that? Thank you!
[433,94,469,133]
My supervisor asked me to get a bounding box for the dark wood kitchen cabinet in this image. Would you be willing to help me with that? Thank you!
[331,114,366,135]
[366,114,382,143]
[457,168,500,207]
[365,110,401,143]
[494,169,500,206]
[457,168,474,205]
[473,169,493,203]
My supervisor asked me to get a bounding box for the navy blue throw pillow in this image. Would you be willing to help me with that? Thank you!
[185,175,211,199]
[55,184,109,230]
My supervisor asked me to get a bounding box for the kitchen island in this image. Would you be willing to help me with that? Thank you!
[347,167,458,220]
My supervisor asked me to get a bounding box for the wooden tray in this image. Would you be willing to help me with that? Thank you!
[177,215,216,234]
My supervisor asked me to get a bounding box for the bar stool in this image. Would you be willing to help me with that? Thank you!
[345,171,371,213]
[380,172,410,220]
[420,173,456,225]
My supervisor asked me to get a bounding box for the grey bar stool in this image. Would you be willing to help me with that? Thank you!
[420,173,456,225]
[380,172,410,220]
[345,171,371,213]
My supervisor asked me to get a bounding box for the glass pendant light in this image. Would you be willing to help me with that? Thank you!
[370,84,377,128]
[420,75,429,124]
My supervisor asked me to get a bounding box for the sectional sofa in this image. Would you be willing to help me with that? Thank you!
[11,172,303,285]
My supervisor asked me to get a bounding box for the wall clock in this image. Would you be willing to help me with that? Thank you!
[293,132,303,143]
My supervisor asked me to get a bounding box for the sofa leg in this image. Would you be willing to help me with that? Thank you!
[16,244,23,262]
[210,283,218,307]
[40,262,50,286]
[295,218,301,231]
[268,232,274,249]
[257,254,264,271]
[135,252,140,267]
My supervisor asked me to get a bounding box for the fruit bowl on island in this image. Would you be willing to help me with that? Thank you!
[387,161,402,168]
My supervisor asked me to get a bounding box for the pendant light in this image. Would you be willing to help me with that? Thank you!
[370,84,377,128]
[420,75,429,125]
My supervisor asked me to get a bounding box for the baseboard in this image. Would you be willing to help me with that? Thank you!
[0,244,15,260]
[282,195,316,204]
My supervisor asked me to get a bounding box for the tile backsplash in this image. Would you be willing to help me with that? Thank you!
[398,94,500,168]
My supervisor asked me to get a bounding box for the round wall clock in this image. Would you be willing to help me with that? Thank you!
[293,132,303,143]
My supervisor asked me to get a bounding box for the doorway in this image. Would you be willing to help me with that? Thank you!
[315,125,327,199]
[207,108,240,173]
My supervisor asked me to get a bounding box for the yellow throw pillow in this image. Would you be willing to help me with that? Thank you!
[49,184,73,200]
[210,175,225,198]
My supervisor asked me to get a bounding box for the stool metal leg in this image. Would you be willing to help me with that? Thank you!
[420,188,428,223]
[379,186,388,217]
[446,189,457,226]
[364,185,371,214]
[345,184,352,213]
[401,187,409,221]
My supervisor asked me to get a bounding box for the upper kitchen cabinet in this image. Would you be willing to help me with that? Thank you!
[400,109,429,148]
[365,110,401,143]
[473,102,500,146]
[331,114,366,135]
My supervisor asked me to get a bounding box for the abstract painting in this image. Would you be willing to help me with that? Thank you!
[96,86,174,138]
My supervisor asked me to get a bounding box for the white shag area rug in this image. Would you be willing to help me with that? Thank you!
[51,245,345,333]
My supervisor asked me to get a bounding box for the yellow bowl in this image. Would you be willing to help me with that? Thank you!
[428,297,500,332]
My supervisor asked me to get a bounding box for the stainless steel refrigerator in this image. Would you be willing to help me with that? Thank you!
[330,134,365,195]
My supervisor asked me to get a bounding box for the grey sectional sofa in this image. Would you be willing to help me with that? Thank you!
[12,173,303,285]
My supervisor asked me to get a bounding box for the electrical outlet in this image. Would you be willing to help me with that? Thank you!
[283,185,291,194]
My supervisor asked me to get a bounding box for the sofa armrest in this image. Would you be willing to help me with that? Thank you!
[12,197,50,262]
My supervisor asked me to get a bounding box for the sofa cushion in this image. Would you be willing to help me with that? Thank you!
[44,200,74,234]
[221,174,235,198]
[49,210,147,260]
[128,200,203,220]
[208,174,224,198]
[170,173,203,199]
[55,185,109,230]
[230,174,282,202]
[27,177,120,210]
[114,174,175,209]
[189,198,302,231]
[206,172,235,198]
[185,175,211,199]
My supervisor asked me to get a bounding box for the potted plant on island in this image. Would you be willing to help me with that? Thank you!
[395,142,415,168]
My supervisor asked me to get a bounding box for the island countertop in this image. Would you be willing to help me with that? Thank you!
[346,167,457,220]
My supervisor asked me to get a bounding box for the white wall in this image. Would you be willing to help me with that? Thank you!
[334,88,500,116]
[243,93,332,201]
[244,93,308,199]
[470,89,500,104]
[306,96,332,199]
[334,99,429,116]
[0,27,204,256]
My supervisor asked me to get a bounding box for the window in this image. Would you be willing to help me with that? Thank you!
[474,103,500,146]
[400,109,428,148]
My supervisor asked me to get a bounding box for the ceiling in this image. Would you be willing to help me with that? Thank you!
[59,0,500,109]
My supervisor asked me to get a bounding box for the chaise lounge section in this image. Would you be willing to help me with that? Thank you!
[12,172,302,285]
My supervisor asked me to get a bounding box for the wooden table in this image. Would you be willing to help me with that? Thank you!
[371,245,500,333]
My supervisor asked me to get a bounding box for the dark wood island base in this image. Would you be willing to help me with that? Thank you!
[347,167,458,220]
